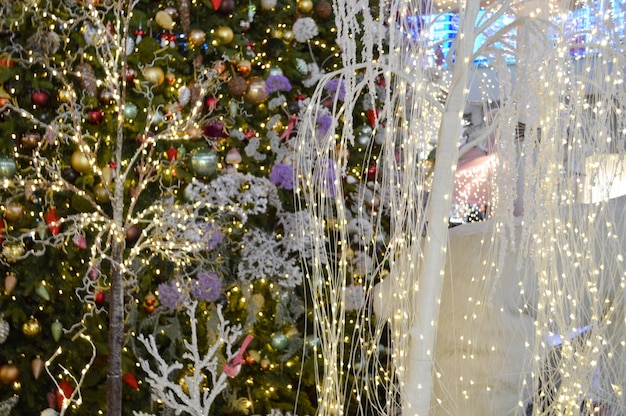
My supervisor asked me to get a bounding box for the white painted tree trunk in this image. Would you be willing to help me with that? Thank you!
[403,2,480,414]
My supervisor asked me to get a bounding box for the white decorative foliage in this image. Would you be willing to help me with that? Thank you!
[136,302,242,416]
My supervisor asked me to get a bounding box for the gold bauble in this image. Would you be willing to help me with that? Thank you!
[298,0,313,13]
[3,241,25,262]
[22,316,42,338]
[143,66,165,86]
[245,77,268,104]
[282,30,294,43]
[155,10,176,30]
[58,87,73,103]
[93,183,110,203]
[215,26,234,45]
[0,364,20,385]
[71,150,91,174]
[4,201,25,223]
[188,29,206,47]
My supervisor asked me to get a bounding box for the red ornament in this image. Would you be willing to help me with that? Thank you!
[56,379,74,410]
[0,58,14,68]
[366,164,377,181]
[45,207,62,236]
[94,291,106,307]
[166,147,178,162]
[31,89,51,107]
[366,109,379,127]
[87,108,104,124]
[125,67,137,83]
[0,218,6,244]
[122,372,140,391]
[204,95,219,111]
[210,0,221,10]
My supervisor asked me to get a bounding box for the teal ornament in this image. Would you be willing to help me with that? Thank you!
[190,149,218,176]
[0,157,16,178]
[51,320,63,342]
[35,284,50,301]
[124,102,139,119]
[271,333,288,351]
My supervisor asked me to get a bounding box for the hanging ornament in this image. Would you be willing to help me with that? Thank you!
[87,108,104,124]
[0,157,16,179]
[314,0,332,18]
[205,95,219,111]
[99,89,114,105]
[94,291,106,307]
[122,372,140,390]
[261,0,276,10]
[51,320,63,342]
[4,201,24,223]
[0,86,11,108]
[56,380,74,410]
[75,62,98,97]
[357,133,371,147]
[282,30,294,43]
[0,364,19,385]
[71,233,87,249]
[125,66,138,83]
[124,36,135,56]
[82,24,99,46]
[245,77,268,104]
[271,333,288,350]
[61,167,79,184]
[188,29,206,47]
[155,10,176,30]
[218,0,234,13]
[125,224,142,247]
[236,59,252,77]
[298,0,313,12]
[22,316,42,338]
[123,102,138,119]
[31,89,51,107]
[101,165,115,186]
[228,75,248,96]
[21,131,42,150]
[0,316,9,343]
[2,241,25,262]
[177,86,191,106]
[93,183,110,203]
[70,150,92,173]
[225,148,242,165]
[190,149,218,176]
[215,26,234,44]
[4,273,17,295]
[57,86,73,103]
[166,147,178,162]
[176,0,190,32]
[35,283,50,301]
[134,26,146,43]
[143,66,165,86]
[31,357,44,380]
[143,293,159,313]
[210,0,221,11]
[0,219,5,245]
[45,206,62,236]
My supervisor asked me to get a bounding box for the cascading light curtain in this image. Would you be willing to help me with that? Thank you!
[295,0,626,415]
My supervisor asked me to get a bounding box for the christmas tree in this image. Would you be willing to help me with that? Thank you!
[0,0,380,413]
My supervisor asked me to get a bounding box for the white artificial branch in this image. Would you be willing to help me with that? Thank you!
[137,302,243,416]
